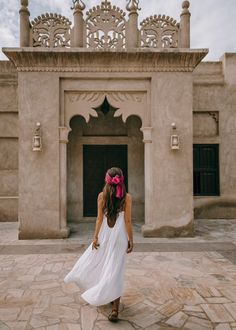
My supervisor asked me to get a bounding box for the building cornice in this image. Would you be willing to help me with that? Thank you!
[3,47,208,73]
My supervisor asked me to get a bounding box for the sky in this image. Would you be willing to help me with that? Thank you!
[0,0,236,61]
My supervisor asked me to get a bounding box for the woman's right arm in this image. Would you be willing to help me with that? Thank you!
[124,194,133,253]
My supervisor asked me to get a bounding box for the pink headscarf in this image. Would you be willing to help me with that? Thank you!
[105,173,124,199]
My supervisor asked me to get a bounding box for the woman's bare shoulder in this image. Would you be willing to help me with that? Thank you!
[125,193,132,202]
[98,192,103,200]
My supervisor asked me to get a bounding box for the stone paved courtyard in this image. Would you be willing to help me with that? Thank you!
[0,219,236,330]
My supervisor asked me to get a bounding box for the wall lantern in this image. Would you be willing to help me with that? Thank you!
[171,122,180,150]
[32,122,42,152]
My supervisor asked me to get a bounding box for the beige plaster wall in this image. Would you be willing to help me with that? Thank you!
[193,55,236,218]
[17,72,65,238]
[0,61,18,221]
[0,50,236,235]
[142,72,194,237]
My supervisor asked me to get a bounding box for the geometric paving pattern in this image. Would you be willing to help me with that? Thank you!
[1,251,236,329]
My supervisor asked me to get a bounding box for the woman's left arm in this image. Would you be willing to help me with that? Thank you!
[92,193,104,250]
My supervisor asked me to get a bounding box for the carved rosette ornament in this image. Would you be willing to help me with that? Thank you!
[86,0,126,49]
[31,13,72,48]
[140,15,179,48]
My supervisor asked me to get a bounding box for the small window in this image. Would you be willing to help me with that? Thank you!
[193,144,220,196]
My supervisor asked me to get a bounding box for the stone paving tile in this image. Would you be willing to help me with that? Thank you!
[224,303,236,321]
[183,305,202,312]
[215,324,231,330]
[81,306,98,330]
[184,316,213,329]
[0,307,21,321]
[171,287,206,305]
[1,321,28,330]
[184,311,208,319]
[220,288,236,303]
[157,300,183,318]
[96,320,135,329]
[165,311,188,327]
[201,304,234,323]
[196,285,223,298]
[206,297,231,304]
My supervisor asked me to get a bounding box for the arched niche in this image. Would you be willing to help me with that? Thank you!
[67,98,144,223]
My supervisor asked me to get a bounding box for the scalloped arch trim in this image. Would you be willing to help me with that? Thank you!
[31,13,72,26]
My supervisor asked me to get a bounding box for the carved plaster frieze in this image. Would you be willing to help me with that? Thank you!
[16,66,194,72]
[65,92,101,123]
[108,92,144,103]
[3,48,209,73]
[65,91,147,125]
[67,92,102,103]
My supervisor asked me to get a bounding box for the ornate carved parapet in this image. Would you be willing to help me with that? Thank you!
[31,13,72,48]
[140,15,179,49]
[18,0,193,50]
[86,0,126,50]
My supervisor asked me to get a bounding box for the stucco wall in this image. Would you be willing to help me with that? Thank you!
[18,72,62,238]
[142,72,194,237]
[193,54,236,218]
[0,52,236,227]
[0,61,18,221]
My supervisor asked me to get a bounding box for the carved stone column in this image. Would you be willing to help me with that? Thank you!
[141,127,154,230]
[126,0,140,48]
[59,127,70,237]
[72,0,85,47]
[19,0,30,47]
[180,1,191,48]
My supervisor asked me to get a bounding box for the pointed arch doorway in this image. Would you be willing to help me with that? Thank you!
[67,97,144,222]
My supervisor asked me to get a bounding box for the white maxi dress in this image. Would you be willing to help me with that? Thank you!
[64,211,129,306]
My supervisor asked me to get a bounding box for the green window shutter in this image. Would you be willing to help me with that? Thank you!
[193,144,220,196]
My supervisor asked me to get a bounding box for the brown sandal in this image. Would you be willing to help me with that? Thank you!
[108,309,119,322]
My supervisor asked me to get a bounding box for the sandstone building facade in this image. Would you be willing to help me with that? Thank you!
[0,0,236,239]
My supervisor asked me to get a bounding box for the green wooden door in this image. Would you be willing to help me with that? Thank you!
[83,145,128,216]
[193,144,219,196]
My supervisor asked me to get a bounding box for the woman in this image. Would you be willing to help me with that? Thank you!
[64,167,133,322]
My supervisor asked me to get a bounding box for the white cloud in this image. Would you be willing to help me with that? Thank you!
[0,0,236,61]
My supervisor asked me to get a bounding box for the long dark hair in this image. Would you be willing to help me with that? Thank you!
[102,167,126,223]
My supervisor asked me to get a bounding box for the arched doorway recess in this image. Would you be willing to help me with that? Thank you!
[67,97,144,224]
[59,86,153,236]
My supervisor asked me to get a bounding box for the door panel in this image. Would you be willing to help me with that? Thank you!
[193,144,219,196]
[83,145,128,216]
